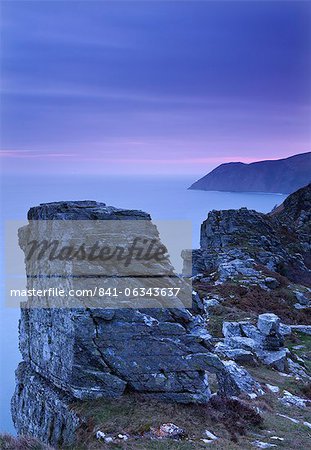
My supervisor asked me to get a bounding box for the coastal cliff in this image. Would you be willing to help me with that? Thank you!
[189,152,311,193]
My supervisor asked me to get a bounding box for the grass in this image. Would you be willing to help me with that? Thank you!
[71,394,263,449]
[193,280,311,328]
[4,335,311,450]
[285,332,311,373]
[0,434,52,450]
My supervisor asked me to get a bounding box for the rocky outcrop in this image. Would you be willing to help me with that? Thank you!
[189,152,311,194]
[185,184,311,289]
[12,201,247,447]
[216,314,288,371]
[271,183,311,267]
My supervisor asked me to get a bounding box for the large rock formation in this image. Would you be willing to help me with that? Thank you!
[189,152,311,194]
[12,201,241,447]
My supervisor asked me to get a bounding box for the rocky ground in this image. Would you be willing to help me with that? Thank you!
[4,184,311,449]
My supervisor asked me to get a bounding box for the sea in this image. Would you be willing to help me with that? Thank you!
[0,174,286,433]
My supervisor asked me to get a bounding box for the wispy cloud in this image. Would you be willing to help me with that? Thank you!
[1,1,310,175]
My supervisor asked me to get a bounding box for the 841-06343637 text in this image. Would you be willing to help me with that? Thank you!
[9,286,181,298]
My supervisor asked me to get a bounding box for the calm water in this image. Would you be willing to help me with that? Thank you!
[0,175,286,433]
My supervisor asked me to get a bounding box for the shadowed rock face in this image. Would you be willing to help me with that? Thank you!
[11,363,80,448]
[189,152,311,194]
[12,201,238,447]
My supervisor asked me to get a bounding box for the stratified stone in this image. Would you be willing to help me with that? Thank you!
[185,185,311,286]
[257,349,287,372]
[11,362,81,448]
[222,361,264,398]
[214,344,257,365]
[279,390,310,408]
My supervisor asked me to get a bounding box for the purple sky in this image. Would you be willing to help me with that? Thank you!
[1,1,311,175]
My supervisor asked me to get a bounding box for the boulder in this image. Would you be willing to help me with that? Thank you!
[257,314,280,336]
[279,390,309,408]
[222,321,242,338]
[225,336,258,353]
[257,349,287,372]
[12,201,250,447]
[222,361,264,398]
[214,344,256,365]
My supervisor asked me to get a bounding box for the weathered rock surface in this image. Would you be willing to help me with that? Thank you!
[222,361,264,399]
[11,362,81,447]
[220,314,288,371]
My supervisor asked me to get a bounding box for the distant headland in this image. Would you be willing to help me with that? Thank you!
[189,152,311,194]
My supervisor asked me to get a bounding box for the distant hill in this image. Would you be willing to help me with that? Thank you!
[189,152,311,194]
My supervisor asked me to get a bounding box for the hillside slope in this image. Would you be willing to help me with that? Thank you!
[189,152,311,194]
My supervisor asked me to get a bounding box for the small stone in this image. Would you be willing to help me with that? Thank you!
[303,421,311,429]
[266,384,279,394]
[290,325,311,335]
[252,441,277,448]
[276,413,300,424]
[104,436,114,443]
[117,433,129,441]
[279,390,308,408]
[278,372,292,378]
[270,436,284,441]
[203,298,220,309]
[96,431,106,440]
[294,303,309,310]
[295,291,310,306]
[257,314,280,336]
[204,430,218,440]
[249,393,258,399]
[153,423,186,440]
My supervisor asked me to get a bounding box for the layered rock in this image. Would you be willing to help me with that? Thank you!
[216,314,288,371]
[11,362,80,447]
